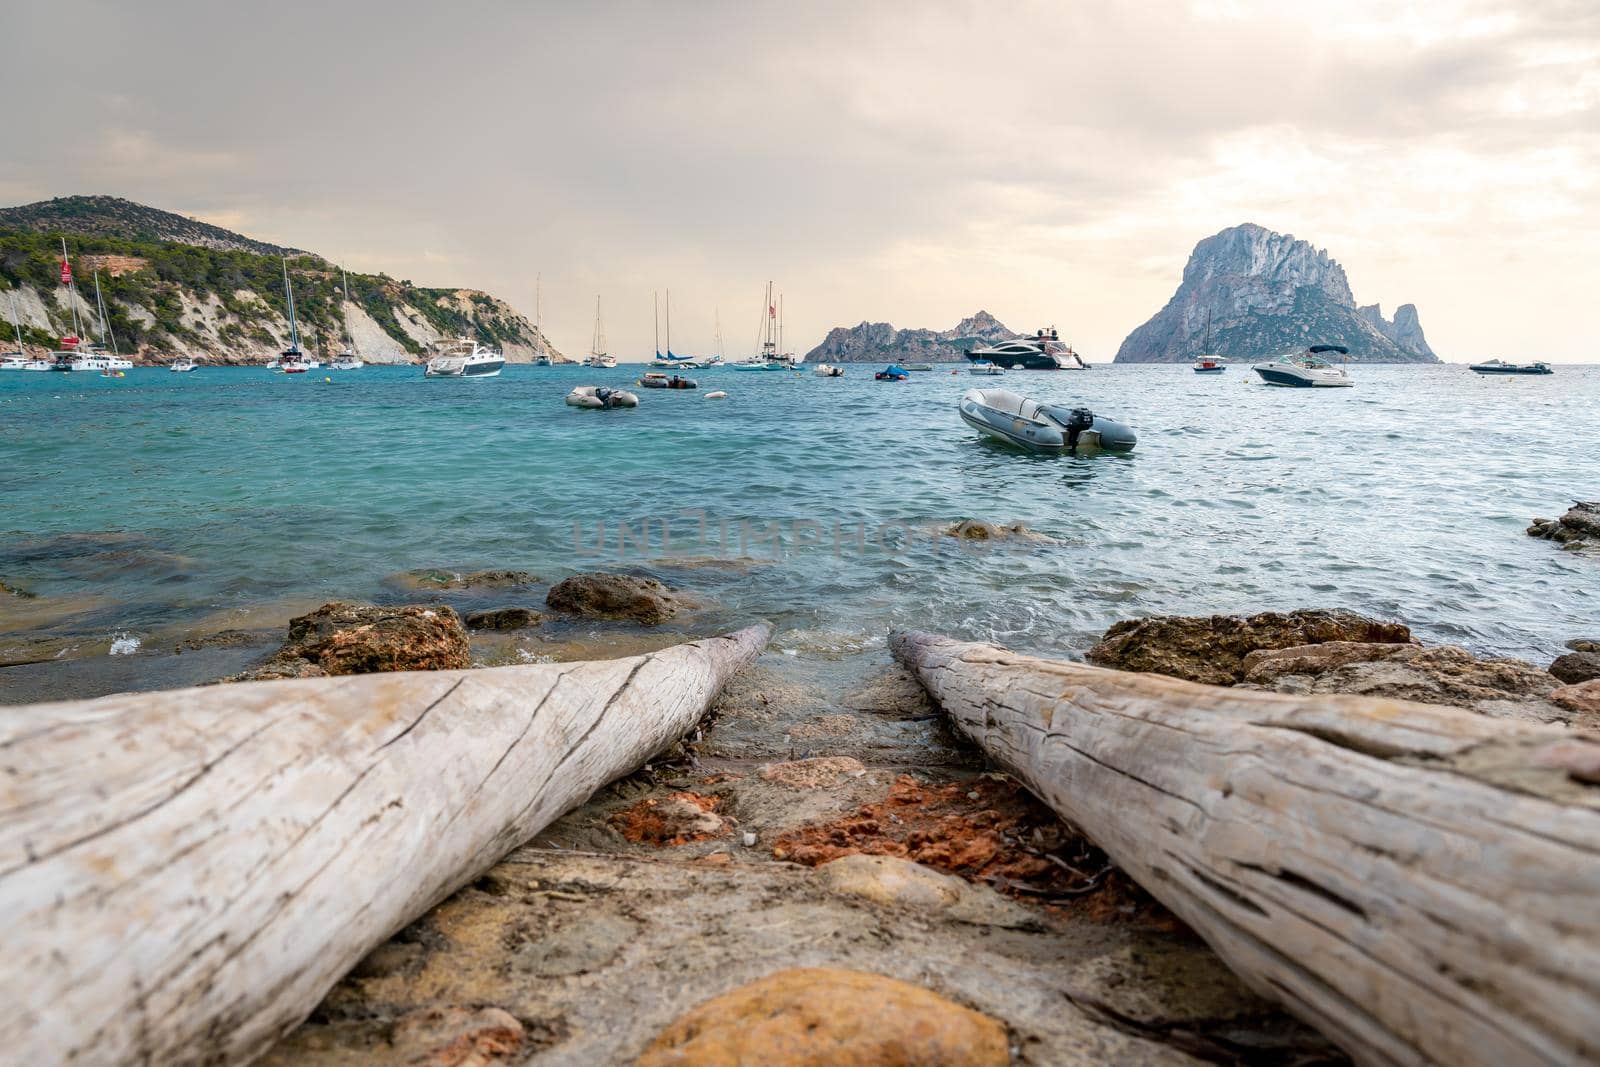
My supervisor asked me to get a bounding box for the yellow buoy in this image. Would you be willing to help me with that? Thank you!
[324,377,331,382]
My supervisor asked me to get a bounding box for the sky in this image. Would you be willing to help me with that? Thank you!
[2,0,1596,363]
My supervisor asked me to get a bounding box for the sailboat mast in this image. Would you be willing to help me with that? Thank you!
[11,292,25,352]
[714,307,723,359]
[778,293,784,356]
[60,237,83,342]
[665,288,671,357]
[281,257,300,351]
[341,267,358,355]
[94,272,119,355]
[535,273,542,345]
[654,291,659,357]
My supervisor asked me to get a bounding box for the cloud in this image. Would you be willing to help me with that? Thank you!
[0,0,1595,360]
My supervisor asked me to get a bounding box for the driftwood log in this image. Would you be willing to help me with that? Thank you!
[891,630,1600,1067]
[0,624,768,1067]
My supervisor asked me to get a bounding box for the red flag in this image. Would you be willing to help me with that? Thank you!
[60,258,72,285]
[769,305,776,317]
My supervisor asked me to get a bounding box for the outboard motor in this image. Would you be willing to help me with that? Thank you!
[1063,407,1096,450]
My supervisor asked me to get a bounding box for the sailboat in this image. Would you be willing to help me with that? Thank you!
[1192,310,1226,373]
[652,290,698,368]
[48,239,88,372]
[276,258,316,373]
[2,292,50,371]
[702,308,725,367]
[733,281,786,370]
[532,274,552,366]
[331,267,363,369]
[87,272,132,375]
[584,296,616,368]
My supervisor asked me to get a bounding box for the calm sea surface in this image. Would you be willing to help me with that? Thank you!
[1,361,1595,691]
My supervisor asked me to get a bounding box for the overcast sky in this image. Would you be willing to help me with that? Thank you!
[3,0,1596,362]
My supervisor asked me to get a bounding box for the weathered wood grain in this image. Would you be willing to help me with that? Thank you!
[891,630,1600,1067]
[0,624,768,1066]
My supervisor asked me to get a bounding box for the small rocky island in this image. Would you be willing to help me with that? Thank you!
[1115,223,1440,363]
[803,310,1017,363]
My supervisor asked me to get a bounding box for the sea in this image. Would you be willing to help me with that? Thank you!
[1,361,1595,703]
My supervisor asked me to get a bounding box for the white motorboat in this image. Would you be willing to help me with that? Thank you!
[170,357,199,373]
[813,363,844,377]
[966,327,1089,370]
[958,387,1136,453]
[1253,346,1354,387]
[425,338,505,378]
[566,385,638,408]
[969,360,1004,375]
[330,355,362,370]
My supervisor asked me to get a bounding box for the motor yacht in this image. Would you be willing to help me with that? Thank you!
[966,327,1089,370]
[425,338,505,378]
[1253,346,1354,387]
[1469,359,1552,376]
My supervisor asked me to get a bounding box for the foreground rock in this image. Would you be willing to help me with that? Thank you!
[1244,641,1573,724]
[1087,608,1412,685]
[635,967,1010,1067]
[1550,650,1600,684]
[392,568,540,592]
[545,572,681,624]
[231,602,470,681]
[1527,501,1600,549]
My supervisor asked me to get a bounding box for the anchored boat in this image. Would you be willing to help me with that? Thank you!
[875,364,910,381]
[966,327,1089,370]
[638,372,697,389]
[1253,346,1353,387]
[566,385,639,408]
[969,360,1004,376]
[1469,359,1552,376]
[958,387,1136,453]
[813,363,844,377]
[425,338,504,378]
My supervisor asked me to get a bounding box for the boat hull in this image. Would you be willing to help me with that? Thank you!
[1253,365,1351,387]
[1470,364,1551,375]
[958,390,1135,453]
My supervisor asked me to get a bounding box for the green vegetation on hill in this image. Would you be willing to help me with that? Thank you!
[0,230,531,356]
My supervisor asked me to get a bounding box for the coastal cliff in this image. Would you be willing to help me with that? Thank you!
[1114,223,1438,363]
[805,310,1016,363]
[0,196,566,364]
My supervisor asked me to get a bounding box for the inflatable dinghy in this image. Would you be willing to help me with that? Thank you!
[638,372,698,389]
[566,385,639,409]
[958,387,1135,453]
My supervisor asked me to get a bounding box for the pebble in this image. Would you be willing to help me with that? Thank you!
[742,831,757,847]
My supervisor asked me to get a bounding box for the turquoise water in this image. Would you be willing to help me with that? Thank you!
[1,362,1595,677]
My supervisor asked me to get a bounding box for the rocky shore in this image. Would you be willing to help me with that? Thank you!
[1528,500,1600,550]
[7,561,1595,1064]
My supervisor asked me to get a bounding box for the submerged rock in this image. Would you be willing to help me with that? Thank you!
[391,568,539,592]
[635,967,1009,1067]
[231,602,470,681]
[942,519,1054,543]
[463,606,543,631]
[1527,502,1600,549]
[0,578,37,599]
[545,572,681,624]
[1087,609,1412,685]
[1550,651,1600,685]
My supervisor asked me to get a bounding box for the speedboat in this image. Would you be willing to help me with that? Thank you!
[1253,346,1353,387]
[533,355,552,366]
[966,327,1089,370]
[959,387,1136,453]
[1193,355,1226,373]
[732,360,782,371]
[903,362,934,372]
[566,385,638,408]
[1469,359,1552,376]
[969,360,1004,375]
[426,338,505,378]
[813,363,844,377]
[638,371,697,389]
[875,364,910,381]
[170,357,199,373]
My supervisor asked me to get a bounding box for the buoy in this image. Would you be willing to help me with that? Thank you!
[705,390,728,399]
[324,376,331,382]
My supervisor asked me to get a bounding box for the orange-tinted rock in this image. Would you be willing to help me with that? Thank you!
[1550,679,1600,722]
[635,967,1009,1067]
[231,602,470,681]
[608,792,729,846]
